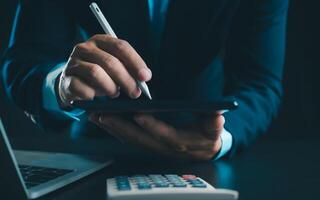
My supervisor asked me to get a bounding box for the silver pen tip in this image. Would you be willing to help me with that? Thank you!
[145,90,152,100]
[138,81,152,100]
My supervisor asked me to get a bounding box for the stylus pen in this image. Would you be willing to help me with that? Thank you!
[89,2,152,100]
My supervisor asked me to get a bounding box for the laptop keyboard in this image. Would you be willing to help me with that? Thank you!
[18,165,74,189]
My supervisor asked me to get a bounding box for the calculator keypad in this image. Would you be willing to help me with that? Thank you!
[115,176,131,191]
[108,174,239,200]
[114,174,207,191]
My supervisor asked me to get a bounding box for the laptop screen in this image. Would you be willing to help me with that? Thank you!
[0,118,28,199]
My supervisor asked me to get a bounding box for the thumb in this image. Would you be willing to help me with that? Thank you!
[202,115,225,139]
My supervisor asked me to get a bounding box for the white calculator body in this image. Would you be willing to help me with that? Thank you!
[106,174,238,200]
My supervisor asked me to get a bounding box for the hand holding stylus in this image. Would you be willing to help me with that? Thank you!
[57,5,152,107]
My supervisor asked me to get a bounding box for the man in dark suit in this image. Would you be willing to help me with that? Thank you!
[1,0,289,160]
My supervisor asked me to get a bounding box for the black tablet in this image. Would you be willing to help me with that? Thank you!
[71,99,238,114]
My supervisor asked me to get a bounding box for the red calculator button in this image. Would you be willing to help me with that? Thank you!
[182,175,197,180]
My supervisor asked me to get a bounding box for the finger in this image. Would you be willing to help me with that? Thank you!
[66,60,119,98]
[133,114,187,151]
[89,113,220,161]
[201,115,225,139]
[134,115,214,152]
[90,35,152,81]
[186,137,222,161]
[97,114,170,152]
[135,114,222,153]
[89,114,129,142]
[98,115,125,143]
[89,114,126,143]
[63,76,96,101]
[182,139,218,152]
[73,43,141,98]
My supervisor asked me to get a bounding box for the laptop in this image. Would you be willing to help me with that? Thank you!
[0,117,113,199]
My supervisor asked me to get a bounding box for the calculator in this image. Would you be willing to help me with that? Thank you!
[106,174,238,200]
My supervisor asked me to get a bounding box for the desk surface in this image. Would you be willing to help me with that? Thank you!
[16,137,320,200]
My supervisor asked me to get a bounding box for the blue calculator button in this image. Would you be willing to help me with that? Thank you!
[117,182,129,186]
[154,182,170,187]
[152,180,162,183]
[149,175,162,177]
[117,185,130,189]
[134,177,146,179]
[173,183,187,187]
[174,181,183,184]
[152,177,165,180]
[137,182,151,186]
[136,180,146,183]
[134,177,149,181]
[133,175,147,180]
[117,180,129,184]
[117,183,131,191]
[137,184,152,190]
[188,179,203,184]
[165,174,179,177]
[117,186,131,191]
[117,181,129,185]
[191,183,207,188]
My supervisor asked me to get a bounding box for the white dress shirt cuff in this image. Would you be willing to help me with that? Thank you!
[214,128,233,160]
[42,62,85,121]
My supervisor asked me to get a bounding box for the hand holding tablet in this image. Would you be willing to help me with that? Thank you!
[71,99,238,114]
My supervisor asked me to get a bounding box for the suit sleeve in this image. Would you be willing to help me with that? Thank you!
[223,0,289,155]
[1,0,77,130]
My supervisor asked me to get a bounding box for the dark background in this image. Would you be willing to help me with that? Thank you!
[0,0,319,152]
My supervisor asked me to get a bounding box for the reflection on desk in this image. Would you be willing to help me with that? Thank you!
[12,138,320,200]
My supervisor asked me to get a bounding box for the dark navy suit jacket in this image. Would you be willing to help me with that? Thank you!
[1,0,289,156]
